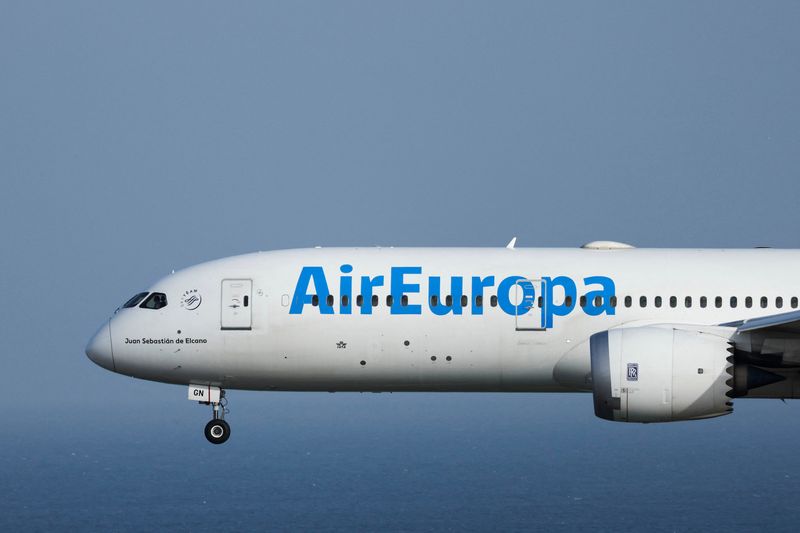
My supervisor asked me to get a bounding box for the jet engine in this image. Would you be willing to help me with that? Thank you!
[589,326,784,423]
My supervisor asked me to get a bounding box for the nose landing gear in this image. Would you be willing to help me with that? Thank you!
[188,384,232,444]
[201,388,230,444]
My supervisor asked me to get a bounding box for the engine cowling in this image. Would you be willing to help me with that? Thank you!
[590,326,734,423]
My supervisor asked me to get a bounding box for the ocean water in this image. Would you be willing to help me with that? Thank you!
[3,391,799,532]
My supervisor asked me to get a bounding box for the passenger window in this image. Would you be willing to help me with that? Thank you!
[793,297,799,309]
[730,296,738,308]
[326,295,334,307]
[401,295,409,307]
[594,296,602,307]
[776,297,783,309]
[475,295,483,308]
[445,295,453,307]
[140,292,168,310]
[640,296,647,308]
[610,296,617,308]
[700,296,707,308]
[565,296,573,307]
[685,296,692,308]
[431,295,439,306]
[461,295,468,307]
[537,296,543,308]
[311,295,319,307]
[580,296,587,307]
[745,297,753,308]
[669,296,677,308]
[386,295,394,306]
[371,295,379,307]
[654,296,662,308]
[624,296,632,308]
[715,296,723,308]
[356,295,363,307]
[342,295,349,307]
[761,296,768,308]
[490,295,498,307]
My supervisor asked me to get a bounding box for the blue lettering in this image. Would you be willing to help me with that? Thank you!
[428,276,464,315]
[497,276,534,316]
[582,276,616,317]
[390,266,422,314]
[471,276,495,315]
[359,275,384,315]
[289,266,333,314]
[339,264,353,314]
[288,265,616,325]
[543,276,577,328]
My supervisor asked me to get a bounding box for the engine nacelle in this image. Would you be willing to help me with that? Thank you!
[590,326,733,423]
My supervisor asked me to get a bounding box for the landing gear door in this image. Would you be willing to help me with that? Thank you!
[515,279,546,331]
[221,279,252,330]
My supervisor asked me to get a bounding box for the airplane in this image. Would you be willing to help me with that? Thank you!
[86,240,800,444]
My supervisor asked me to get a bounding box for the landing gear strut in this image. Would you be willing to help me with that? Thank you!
[203,389,230,444]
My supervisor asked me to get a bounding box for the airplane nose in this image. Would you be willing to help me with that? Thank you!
[86,321,115,372]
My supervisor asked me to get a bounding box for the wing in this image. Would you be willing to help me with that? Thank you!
[722,309,800,334]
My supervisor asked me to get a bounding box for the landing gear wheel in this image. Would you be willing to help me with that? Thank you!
[204,419,231,444]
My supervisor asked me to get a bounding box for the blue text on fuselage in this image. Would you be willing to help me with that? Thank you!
[289,265,616,328]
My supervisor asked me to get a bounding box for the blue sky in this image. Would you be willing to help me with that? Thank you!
[4,0,800,427]
[2,2,800,528]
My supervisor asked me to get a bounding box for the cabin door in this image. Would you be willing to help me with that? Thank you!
[514,279,546,331]
[221,279,252,330]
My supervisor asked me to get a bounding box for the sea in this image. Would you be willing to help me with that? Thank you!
[2,391,798,532]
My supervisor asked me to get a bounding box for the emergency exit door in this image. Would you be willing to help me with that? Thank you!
[221,279,252,330]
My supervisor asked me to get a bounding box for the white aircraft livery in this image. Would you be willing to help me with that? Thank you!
[86,241,800,444]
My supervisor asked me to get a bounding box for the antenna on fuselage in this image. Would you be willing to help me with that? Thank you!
[506,237,517,250]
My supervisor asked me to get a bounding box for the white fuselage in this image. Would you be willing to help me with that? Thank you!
[87,247,800,393]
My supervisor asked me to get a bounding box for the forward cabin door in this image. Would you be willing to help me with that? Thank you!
[221,279,252,330]
[515,278,546,331]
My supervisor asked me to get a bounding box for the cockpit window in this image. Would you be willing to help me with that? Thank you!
[123,292,149,308]
[140,292,168,310]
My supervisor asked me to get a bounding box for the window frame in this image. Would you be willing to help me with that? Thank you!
[123,292,149,309]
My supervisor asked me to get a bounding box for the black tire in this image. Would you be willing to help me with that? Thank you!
[204,419,231,444]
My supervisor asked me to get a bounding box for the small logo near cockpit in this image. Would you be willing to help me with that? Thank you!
[181,289,202,310]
